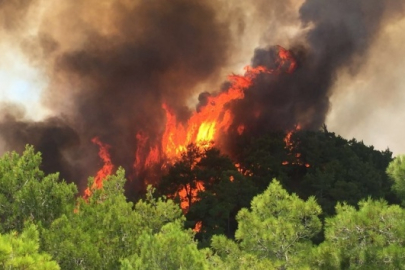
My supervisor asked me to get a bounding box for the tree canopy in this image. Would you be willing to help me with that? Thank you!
[0,129,402,269]
[387,155,405,205]
[0,225,59,270]
[0,145,76,232]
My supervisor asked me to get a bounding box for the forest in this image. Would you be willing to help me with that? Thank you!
[1,128,405,270]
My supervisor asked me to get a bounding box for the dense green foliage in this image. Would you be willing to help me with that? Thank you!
[0,225,59,269]
[213,179,322,269]
[0,146,77,233]
[159,146,258,246]
[42,170,184,269]
[121,221,210,270]
[0,129,402,269]
[293,130,395,214]
[238,129,395,215]
[387,155,405,204]
[310,200,405,269]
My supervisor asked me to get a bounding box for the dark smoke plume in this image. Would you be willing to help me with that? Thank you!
[0,103,81,180]
[1,0,232,191]
[0,0,404,192]
[229,0,405,135]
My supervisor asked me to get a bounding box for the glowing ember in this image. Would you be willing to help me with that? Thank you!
[284,124,301,151]
[237,125,245,135]
[178,181,205,213]
[84,137,114,198]
[193,221,202,233]
[282,125,311,168]
[277,45,297,73]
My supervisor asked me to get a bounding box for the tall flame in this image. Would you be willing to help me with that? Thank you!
[132,46,297,195]
[84,137,114,198]
[159,47,297,164]
[284,124,301,151]
[282,125,310,168]
[88,46,297,201]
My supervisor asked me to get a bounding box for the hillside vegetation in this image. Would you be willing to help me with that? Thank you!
[1,129,404,269]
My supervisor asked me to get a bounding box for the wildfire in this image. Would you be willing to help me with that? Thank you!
[178,181,205,213]
[134,46,297,175]
[134,46,296,209]
[284,124,301,151]
[87,46,298,204]
[84,137,114,198]
[161,65,272,163]
[282,125,310,168]
[193,221,202,233]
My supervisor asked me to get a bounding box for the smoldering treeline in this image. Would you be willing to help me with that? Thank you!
[0,0,404,192]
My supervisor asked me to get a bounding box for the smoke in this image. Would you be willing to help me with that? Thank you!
[327,15,405,154]
[0,0,234,190]
[0,103,80,180]
[0,0,404,190]
[0,0,37,32]
[229,0,405,135]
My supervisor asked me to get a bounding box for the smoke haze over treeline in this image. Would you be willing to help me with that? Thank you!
[0,0,404,191]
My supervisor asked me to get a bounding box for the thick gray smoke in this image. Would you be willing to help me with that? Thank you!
[0,0,404,191]
[0,0,233,191]
[229,0,405,135]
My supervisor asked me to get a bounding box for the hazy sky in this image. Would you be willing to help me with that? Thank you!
[327,17,405,155]
[0,48,49,120]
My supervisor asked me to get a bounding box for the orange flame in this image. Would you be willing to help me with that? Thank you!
[130,47,297,208]
[193,221,202,232]
[284,124,301,151]
[84,137,114,198]
[237,125,245,135]
[161,66,267,162]
[277,45,297,73]
[134,46,296,172]
[177,180,205,213]
[160,46,296,164]
[282,125,311,168]
[135,131,162,169]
